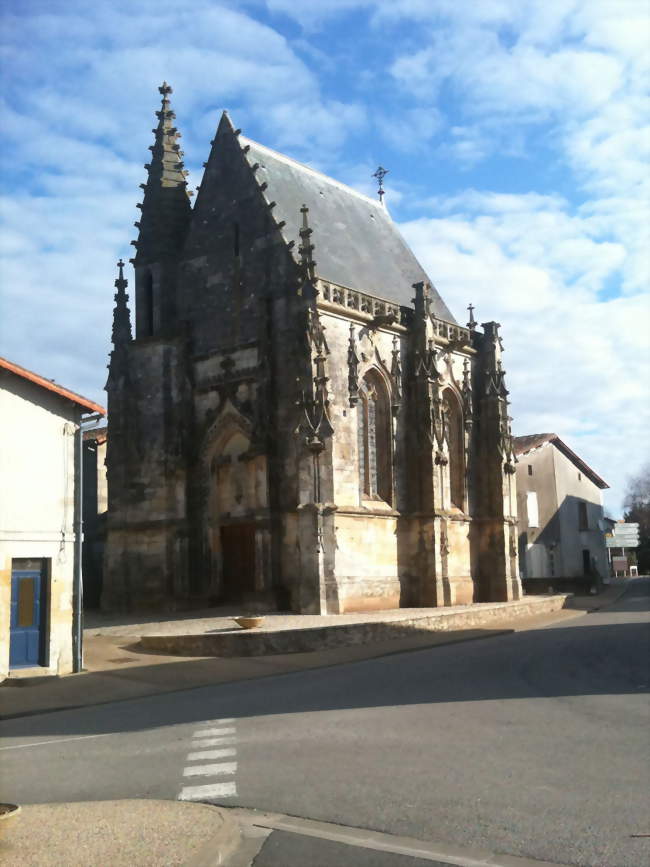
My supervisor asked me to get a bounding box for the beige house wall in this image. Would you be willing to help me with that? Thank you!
[552,446,608,580]
[515,441,607,582]
[0,378,81,679]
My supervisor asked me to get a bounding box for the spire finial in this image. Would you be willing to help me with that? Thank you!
[299,204,316,282]
[135,84,192,264]
[115,258,126,288]
[372,166,389,204]
[467,303,477,331]
[111,258,132,346]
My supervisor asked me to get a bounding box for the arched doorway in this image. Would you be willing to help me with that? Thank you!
[204,415,269,603]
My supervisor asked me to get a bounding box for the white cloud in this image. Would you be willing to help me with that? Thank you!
[399,191,650,513]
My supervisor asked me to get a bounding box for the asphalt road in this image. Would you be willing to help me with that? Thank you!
[1,580,649,867]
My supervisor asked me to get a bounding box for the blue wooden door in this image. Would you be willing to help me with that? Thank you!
[9,569,43,668]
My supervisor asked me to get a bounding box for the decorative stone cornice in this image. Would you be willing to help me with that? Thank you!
[318,278,472,348]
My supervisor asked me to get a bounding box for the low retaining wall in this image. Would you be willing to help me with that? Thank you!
[138,594,571,658]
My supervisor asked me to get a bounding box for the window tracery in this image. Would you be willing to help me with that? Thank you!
[357,369,392,505]
[443,388,464,510]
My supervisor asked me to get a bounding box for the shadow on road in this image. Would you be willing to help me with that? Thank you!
[1,588,648,741]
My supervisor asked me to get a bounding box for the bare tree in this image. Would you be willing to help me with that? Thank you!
[623,462,650,572]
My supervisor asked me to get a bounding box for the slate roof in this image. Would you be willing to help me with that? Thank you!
[240,136,456,322]
[513,433,609,489]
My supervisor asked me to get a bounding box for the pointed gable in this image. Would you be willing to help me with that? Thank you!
[191,114,456,322]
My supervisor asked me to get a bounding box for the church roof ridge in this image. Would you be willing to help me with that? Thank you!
[238,135,385,212]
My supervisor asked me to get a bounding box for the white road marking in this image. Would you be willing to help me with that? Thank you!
[183,761,237,777]
[179,782,237,800]
[191,736,237,747]
[0,733,112,751]
[179,719,239,801]
[187,748,236,761]
[192,727,236,737]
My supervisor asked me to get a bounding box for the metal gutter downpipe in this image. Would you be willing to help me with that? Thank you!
[72,415,84,672]
[72,411,103,673]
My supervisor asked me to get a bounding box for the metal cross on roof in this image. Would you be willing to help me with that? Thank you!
[372,166,389,203]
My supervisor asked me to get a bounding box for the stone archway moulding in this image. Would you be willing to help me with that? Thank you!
[200,399,254,466]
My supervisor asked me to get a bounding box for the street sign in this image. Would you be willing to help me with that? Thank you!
[605,528,640,548]
[606,535,639,546]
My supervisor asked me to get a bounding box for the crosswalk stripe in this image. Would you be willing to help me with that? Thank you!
[179,782,237,800]
[191,736,237,747]
[183,762,237,777]
[187,748,236,761]
[192,727,236,737]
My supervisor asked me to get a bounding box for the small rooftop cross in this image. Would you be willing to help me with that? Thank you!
[372,166,389,203]
[115,258,127,289]
[467,303,477,331]
[159,81,172,96]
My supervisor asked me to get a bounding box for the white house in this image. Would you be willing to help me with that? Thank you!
[514,433,609,591]
[0,357,105,679]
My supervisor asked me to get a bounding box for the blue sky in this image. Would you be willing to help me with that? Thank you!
[1,0,648,514]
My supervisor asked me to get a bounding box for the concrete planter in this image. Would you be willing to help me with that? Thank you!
[233,616,265,629]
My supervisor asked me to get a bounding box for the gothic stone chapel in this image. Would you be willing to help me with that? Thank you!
[103,83,522,614]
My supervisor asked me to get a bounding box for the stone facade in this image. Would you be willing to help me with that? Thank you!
[103,84,522,615]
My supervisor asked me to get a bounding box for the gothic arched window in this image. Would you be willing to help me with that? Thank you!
[443,389,464,510]
[358,369,392,505]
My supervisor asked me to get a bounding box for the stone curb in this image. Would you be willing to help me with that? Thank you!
[184,803,241,866]
[139,594,571,657]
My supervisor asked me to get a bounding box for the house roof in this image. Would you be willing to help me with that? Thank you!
[0,356,106,416]
[83,425,108,444]
[513,433,609,489]
[238,134,456,321]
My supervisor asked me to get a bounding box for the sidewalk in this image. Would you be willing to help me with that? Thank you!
[1,581,627,721]
[0,800,240,867]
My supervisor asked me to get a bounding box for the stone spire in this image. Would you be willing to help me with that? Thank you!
[111,259,132,346]
[131,82,192,263]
